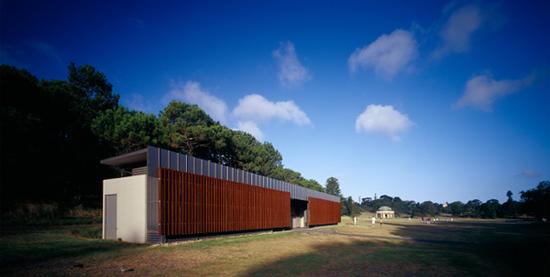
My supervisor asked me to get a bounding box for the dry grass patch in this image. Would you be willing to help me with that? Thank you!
[3,216,549,276]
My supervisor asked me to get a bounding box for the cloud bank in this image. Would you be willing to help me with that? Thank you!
[355,105,413,141]
[455,73,533,111]
[233,94,310,141]
[164,81,228,123]
[233,94,311,125]
[432,5,482,59]
[273,41,310,87]
[348,29,417,79]
[162,81,311,141]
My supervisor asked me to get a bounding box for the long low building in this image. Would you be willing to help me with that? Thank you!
[101,146,341,243]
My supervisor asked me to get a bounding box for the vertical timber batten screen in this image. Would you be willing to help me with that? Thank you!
[308,197,341,226]
[147,146,340,203]
[158,168,291,237]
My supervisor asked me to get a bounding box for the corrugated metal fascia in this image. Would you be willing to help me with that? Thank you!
[142,146,340,203]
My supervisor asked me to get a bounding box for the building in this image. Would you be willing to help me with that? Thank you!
[101,146,341,243]
[376,206,394,218]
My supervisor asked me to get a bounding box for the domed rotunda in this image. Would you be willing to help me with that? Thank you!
[376,206,395,219]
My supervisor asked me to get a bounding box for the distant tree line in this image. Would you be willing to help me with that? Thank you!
[0,64,326,211]
[359,181,550,219]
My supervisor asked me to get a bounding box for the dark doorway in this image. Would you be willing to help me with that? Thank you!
[291,199,308,228]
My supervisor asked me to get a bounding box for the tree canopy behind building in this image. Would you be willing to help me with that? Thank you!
[0,64,324,210]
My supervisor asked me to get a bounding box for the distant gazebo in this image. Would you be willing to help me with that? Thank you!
[376,206,394,219]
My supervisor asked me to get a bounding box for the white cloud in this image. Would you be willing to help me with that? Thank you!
[164,81,228,123]
[233,94,311,125]
[455,74,533,111]
[273,41,311,87]
[236,121,264,141]
[432,5,482,59]
[348,29,418,79]
[232,94,310,141]
[160,81,309,141]
[355,105,413,141]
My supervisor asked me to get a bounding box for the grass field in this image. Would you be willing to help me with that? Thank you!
[1,215,549,276]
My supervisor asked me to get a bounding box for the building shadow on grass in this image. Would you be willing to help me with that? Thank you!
[245,220,550,277]
[0,225,144,276]
[245,239,431,277]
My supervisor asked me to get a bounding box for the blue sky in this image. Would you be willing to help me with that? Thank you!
[1,0,549,203]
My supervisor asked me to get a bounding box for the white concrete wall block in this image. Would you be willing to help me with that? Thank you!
[103,175,147,243]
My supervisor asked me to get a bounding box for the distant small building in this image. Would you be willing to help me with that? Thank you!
[376,206,395,219]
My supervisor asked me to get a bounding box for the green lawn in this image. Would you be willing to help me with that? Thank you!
[0,224,145,275]
[1,217,549,276]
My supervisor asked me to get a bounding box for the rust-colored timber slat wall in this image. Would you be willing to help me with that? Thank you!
[308,197,341,226]
[159,168,291,237]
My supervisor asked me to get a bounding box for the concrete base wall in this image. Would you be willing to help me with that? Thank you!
[103,175,147,243]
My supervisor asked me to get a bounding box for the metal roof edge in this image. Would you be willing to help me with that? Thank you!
[100,147,148,166]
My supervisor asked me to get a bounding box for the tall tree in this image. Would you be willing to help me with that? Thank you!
[419,201,437,216]
[501,190,518,218]
[464,199,482,217]
[480,199,500,218]
[159,101,215,156]
[343,197,361,217]
[325,177,342,197]
[520,181,550,219]
[92,107,162,153]
[66,63,119,122]
[449,201,465,216]
[0,64,120,207]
